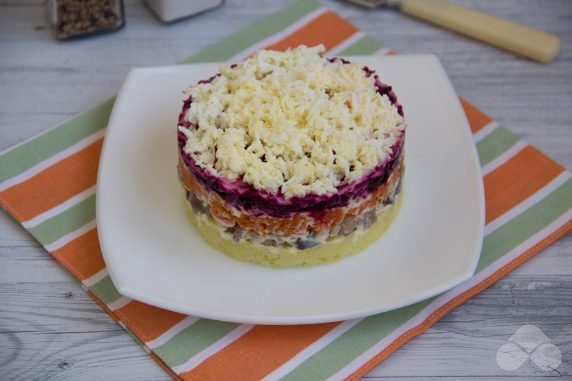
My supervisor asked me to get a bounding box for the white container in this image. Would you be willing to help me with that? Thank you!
[143,0,223,23]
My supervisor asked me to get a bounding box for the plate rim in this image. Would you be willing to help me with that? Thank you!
[97,54,484,325]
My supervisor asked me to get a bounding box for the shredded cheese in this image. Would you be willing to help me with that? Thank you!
[179,45,405,198]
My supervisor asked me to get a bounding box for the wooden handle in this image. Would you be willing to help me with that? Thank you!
[400,0,560,63]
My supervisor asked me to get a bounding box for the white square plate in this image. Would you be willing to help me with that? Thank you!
[97,55,484,325]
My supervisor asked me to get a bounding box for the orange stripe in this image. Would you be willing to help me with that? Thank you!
[460,98,492,134]
[115,301,187,343]
[484,145,564,223]
[180,323,339,381]
[264,11,358,52]
[0,138,103,222]
[347,220,572,381]
[51,228,105,280]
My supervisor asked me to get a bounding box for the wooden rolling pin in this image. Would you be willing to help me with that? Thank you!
[348,0,561,63]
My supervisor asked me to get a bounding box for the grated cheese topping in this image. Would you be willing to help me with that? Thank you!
[178,45,405,198]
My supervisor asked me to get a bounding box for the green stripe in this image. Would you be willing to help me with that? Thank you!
[337,35,382,56]
[476,127,519,166]
[477,178,572,272]
[180,0,321,64]
[282,299,433,380]
[89,275,123,305]
[0,98,113,183]
[153,320,238,368]
[28,194,95,245]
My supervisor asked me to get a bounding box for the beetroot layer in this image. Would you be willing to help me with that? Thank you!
[177,58,405,218]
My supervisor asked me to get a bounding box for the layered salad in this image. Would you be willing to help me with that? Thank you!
[177,45,406,267]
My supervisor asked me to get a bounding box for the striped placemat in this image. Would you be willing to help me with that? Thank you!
[1,1,571,380]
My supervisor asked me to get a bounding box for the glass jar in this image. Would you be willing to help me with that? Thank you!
[48,0,125,40]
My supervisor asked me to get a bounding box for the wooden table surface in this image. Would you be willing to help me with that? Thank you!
[1,0,570,379]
